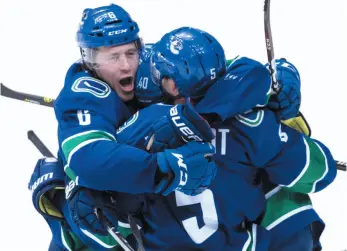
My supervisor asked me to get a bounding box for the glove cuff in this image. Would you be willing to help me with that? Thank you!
[28,158,65,220]
[155,152,176,195]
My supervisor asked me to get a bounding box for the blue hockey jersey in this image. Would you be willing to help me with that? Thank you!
[114,103,336,251]
[211,109,336,248]
[54,61,159,193]
[195,56,272,123]
[115,104,267,250]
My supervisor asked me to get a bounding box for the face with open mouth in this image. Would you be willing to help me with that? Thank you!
[94,43,139,102]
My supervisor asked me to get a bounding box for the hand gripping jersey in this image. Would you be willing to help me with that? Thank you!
[115,104,267,251]
[115,103,336,251]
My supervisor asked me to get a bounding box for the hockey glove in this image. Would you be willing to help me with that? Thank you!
[28,157,65,220]
[282,111,311,137]
[65,176,119,236]
[155,141,217,196]
[145,102,215,152]
[267,58,301,120]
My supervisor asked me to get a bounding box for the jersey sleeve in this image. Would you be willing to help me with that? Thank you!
[116,104,171,148]
[263,125,337,194]
[195,57,272,123]
[54,62,158,193]
[226,109,336,193]
[225,108,284,167]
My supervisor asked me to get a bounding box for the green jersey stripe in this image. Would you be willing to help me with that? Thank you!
[243,224,257,251]
[63,136,112,181]
[242,230,251,251]
[265,185,281,199]
[62,130,115,147]
[61,227,73,251]
[286,137,327,193]
[266,205,313,230]
[286,137,310,188]
[80,229,117,248]
[66,138,111,165]
[64,138,111,181]
[62,130,115,163]
[262,188,312,230]
[310,141,329,193]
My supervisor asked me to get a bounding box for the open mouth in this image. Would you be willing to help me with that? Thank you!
[119,77,134,92]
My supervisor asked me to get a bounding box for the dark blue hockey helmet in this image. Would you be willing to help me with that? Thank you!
[135,44,164,106]
[150,27,226,99]
[77,4,142,68]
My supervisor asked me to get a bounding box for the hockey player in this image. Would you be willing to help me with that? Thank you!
[141,27,336,250]
[52,27,335,250]
[55,4,218,197]
[137,27,336,250]
[43,4,218,250]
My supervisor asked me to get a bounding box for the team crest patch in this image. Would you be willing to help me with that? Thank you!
[170,37,183,55]
[72,77,111,98]
[236,110,264,127]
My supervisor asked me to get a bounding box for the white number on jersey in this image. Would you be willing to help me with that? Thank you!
[77,110,91,125]
[137,77,148,89]
[210,68,216,80]
[278,124,288,142]
[175,189,218,244]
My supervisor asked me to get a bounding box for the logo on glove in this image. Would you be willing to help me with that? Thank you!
[29,172,54,192]
[172,153,188,188]
[170,106,203,142]
[65,179,78,200]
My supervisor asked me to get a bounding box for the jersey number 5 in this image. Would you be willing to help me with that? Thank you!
[175,189,218,244]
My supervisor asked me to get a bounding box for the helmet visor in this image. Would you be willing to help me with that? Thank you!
[81,46,139,70]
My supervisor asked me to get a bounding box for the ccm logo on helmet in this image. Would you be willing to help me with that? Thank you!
[108,29,127,36]
[170,105,203,142]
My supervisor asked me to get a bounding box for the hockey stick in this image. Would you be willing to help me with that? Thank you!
[95,209,135,251]
[27,130,136,251]
[263,1,346,172]
[1,83,55,107]
[336,161,347,172]
[27,130,55,158]
[264,0,280,93]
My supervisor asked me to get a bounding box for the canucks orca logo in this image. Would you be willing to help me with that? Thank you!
[170,37,183,55]
[236,110,264,127]
[72,77,111,98]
